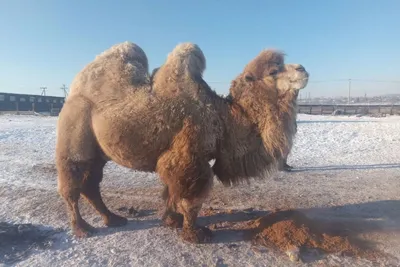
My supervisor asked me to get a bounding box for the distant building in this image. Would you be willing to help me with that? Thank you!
[0,92,65,115]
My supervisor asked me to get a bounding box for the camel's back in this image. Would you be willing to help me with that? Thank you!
[68,42,151,101]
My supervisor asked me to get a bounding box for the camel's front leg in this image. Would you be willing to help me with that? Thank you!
[178,198,212,243]
[158,162,214,243]
[156,119,214,243]
[161,185,184,228]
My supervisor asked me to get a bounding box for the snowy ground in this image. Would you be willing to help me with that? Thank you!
[0,114,399,266]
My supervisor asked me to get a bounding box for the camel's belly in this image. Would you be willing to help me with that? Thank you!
[100,138,161,171]
[92,117,172,172]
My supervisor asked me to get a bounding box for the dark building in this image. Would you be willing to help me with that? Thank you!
[0,92,65,114]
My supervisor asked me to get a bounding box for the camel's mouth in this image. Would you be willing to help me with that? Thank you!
[294,70,309,89]
[291,76,309,90]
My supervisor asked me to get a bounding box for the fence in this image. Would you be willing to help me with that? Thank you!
[1,91,399,117]
[297,104,400,116]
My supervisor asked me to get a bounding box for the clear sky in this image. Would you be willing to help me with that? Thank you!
[0,0,399,97]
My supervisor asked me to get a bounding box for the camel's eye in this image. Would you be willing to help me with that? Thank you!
[245,75,255,82]
[269,69,279,76]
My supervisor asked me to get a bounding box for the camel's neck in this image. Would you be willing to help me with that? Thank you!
[211,90,299,185]
[246,88,298,158]
[277,88,299,135]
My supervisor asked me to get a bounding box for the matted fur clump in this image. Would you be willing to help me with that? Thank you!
[68,41,151,99]
[56,41,309,244]
[151,42,207,99]
[165,42,206,77]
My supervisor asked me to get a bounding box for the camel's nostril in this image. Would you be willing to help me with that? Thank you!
[295,66,305,72]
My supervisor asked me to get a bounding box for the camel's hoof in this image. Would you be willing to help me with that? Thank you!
[180,226,213,244]
[72,222,96,238]
[73,227,92,238]
[283,163,293,172]
[162,212,184,228]
[105,213,128,227]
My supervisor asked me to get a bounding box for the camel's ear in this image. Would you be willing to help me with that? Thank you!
[150,67,160,84]
[151,67,160,78]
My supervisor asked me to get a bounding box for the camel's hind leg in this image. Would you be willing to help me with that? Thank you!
[80,157,128,227]
[56,96,125,238]
[57,158,127,238]
[57,161,96,238]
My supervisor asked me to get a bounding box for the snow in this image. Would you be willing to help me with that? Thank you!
[0,113,399,266]
[292,114,400,167]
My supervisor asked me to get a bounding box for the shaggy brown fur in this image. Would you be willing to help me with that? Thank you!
[56,42,309,243]
[280,88,300,171]
[214,52,308,184]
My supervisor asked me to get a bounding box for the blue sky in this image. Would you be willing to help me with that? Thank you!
[0,0,399,97]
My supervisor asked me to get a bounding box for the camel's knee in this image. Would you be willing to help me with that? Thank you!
[175,171,213,224]
[162,185,169,201]
[80,159,105,199]
[183,170,214,202]
[57,176,81,202]
[56,162,85,201]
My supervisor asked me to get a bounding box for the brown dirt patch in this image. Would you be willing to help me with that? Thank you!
[250,209,382,262]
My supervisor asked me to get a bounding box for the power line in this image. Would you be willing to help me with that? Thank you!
[206,79,400,84]
[350,79,400,83]
[308,79,349,83]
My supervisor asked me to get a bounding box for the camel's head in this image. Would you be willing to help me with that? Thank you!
[239,49,309,93]
[275,63,309,92]
[225,49,308,175]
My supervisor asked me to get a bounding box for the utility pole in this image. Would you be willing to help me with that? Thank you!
[348,79,351,104]
[61,84,68,98]
[40,86,47,96]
